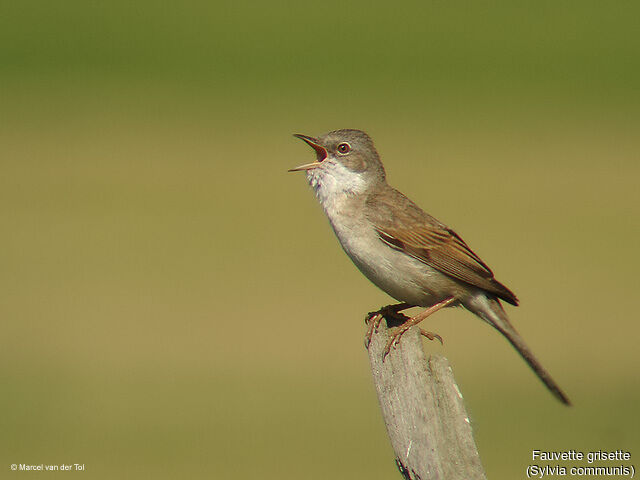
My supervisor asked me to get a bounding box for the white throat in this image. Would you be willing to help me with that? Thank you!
[305,159,367,214]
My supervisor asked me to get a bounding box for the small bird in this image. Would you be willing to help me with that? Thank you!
[289,129,571,405]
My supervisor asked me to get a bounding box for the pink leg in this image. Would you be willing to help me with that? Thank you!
[364,303,414,349]
[383,297,455,359]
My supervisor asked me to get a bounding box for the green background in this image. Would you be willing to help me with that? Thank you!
[2,1,638,478]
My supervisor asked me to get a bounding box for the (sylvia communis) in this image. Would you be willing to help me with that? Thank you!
[289,129,570,405]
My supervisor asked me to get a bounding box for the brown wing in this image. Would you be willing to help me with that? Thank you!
[367,187,518,306]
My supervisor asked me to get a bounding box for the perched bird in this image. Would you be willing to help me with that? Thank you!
[289,129,570,405]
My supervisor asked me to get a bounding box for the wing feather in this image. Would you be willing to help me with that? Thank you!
[368,187,518,305]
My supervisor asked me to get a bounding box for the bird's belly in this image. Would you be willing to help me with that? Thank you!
[331,221,448,307]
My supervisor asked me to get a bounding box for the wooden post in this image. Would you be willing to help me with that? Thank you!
[366,321,487,480]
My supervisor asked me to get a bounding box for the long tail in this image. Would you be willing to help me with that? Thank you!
[467,295,571,406]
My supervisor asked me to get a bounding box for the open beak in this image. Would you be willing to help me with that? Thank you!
[288,134,327,172]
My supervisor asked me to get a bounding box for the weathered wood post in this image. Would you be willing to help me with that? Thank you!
[366,320,487,480]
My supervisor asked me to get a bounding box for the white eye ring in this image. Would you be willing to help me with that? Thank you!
[337,142,351,154]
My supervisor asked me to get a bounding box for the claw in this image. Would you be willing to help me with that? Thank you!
[382,333,399,360]
[420,329,443,345]
[381,325,411,360]
[364,313,383,349]
[364,310,380,324]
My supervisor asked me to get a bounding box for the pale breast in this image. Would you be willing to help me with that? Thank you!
[308,164,461,306]
[325,198,451,306]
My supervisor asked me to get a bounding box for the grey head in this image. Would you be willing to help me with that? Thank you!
[289,129,386,196]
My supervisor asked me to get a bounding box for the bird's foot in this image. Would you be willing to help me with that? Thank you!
[364,313,383,349]
[382,326,443,359]
[381,297,455,360]
[382,324,411,359]
[364,303,413,349]
[420,329,443,344]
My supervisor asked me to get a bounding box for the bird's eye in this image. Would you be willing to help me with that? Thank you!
[337,143,351,154]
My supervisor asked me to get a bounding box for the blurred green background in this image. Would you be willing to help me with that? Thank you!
[1,1,639,478]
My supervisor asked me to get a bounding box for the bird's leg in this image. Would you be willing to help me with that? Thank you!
[364,303,414,348]
[383,297,455,359]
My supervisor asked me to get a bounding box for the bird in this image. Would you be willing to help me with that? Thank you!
[289,128,571,405]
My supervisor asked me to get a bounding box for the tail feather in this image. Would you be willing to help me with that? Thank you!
[467,295,571,406]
